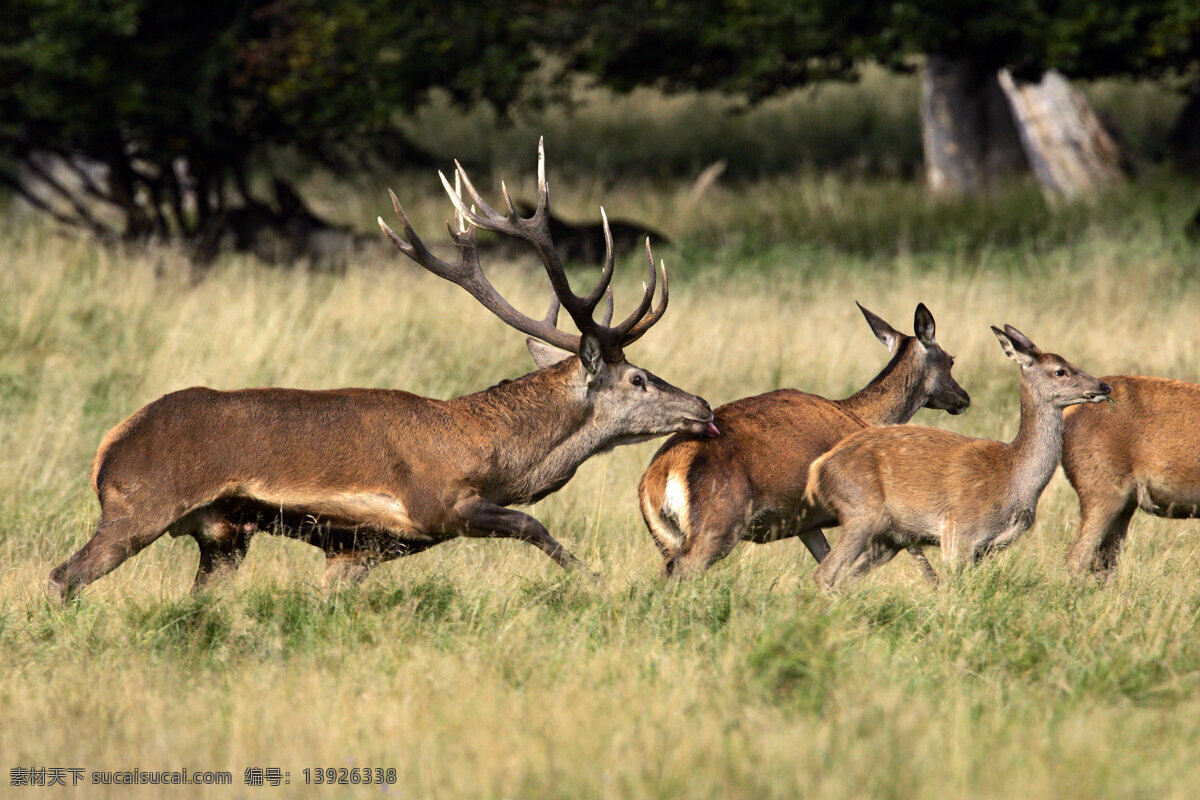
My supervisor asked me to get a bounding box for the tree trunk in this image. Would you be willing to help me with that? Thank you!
[921,55,1027,196]
[997,69,1123,199]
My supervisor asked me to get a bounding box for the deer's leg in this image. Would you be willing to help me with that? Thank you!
[459,499,587,570]
[192,516,254,593]
[48,505,172,599]
[814,519,888,591]
[317,527,439,590]
[665,514,746,578]
[906,546,940,585]
[798,529,832,563]
[322,552,380,590]
[1066,490,1135,580]
[665,471,751,578]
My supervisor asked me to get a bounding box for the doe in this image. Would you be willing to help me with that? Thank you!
[808,325,1110,590]
[638,302,969,577]
[1062,374,1200,580]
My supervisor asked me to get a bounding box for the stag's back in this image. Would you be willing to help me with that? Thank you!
[90,387,442,504]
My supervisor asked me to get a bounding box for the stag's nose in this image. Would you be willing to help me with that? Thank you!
[1099,382,1112,395]
[698,401,719,437]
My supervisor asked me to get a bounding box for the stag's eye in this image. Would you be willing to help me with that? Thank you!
[1054,369,1067,377]
[630,373,645,388]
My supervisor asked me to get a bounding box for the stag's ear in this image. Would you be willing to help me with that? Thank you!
[992,325,1036,368]
[858,301,902,352]
[526,338,574,369]
[578,331,606,378]
[914,303,936,346]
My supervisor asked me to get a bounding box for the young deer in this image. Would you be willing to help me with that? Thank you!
[1062,375,1200,580]
[639,303,969,577]
[47,141,716,599]
[808,325,1110,590]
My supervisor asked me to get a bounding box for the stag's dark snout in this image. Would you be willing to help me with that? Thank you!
[680,398,719,437]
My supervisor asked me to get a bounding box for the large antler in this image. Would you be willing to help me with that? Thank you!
[378,138,668,357]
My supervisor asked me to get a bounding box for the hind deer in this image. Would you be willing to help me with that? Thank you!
[1062,375,1200,580]
[47,140,716,599]
[639,302,969,577]
[807,325,1110,590]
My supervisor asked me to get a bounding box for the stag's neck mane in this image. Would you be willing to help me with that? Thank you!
[447,357,609,504]
[837,339,925,426]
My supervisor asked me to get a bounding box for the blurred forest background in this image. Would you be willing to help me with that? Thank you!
[1,0,1197,263]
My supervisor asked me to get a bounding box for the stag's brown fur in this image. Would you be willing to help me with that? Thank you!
[808,326,1110,590]
[1062,375,1200,580]
[639,304,969,577]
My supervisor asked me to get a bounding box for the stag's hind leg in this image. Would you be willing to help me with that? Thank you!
[48,502,174,599]
[189,512,255,593]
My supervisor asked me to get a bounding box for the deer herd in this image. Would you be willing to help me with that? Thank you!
[47,140,1200,601]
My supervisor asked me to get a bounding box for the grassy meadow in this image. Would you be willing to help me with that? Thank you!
[3,79,1200,797]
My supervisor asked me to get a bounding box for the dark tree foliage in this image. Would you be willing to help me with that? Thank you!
[0,0,549,242]
[566,0,1199,96]
[563,0,894,101]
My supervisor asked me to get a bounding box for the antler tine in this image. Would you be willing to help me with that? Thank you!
[378,189,463,281]
[579,207,617,309]
[536,135,549,214]
[380,187,580,353]
[386,142,673,358]
[451,159,510,226]
[615,239,670,345]
[610,236,658,336]
[439,145,606,339]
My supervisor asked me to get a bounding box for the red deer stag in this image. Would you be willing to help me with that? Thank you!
[1062,375,1200,580]
[639,302,969,577]
[47,141,716,599]
[808,325,1110,590]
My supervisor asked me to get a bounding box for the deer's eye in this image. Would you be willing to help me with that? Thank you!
[1054,369,1067,377]
[630,374,645,388]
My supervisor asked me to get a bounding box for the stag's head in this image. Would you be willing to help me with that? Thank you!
[991,325,1111,409]
[379,139,717,440]
[858,301,971,415]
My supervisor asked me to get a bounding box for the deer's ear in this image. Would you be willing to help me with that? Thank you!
[992,326,1036,368]
[526,338,574,369]
[858,301,902,352]
[1002,324,1042,355]
[914,303,936,346]
[579,331,606,378]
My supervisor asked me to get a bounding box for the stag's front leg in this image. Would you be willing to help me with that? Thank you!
[798,529,832,562]
[458,498,588,571]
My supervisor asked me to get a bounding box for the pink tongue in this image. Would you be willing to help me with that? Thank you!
[705,421,721,437]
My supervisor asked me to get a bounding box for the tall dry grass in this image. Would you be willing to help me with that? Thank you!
[2,169,1199,798]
